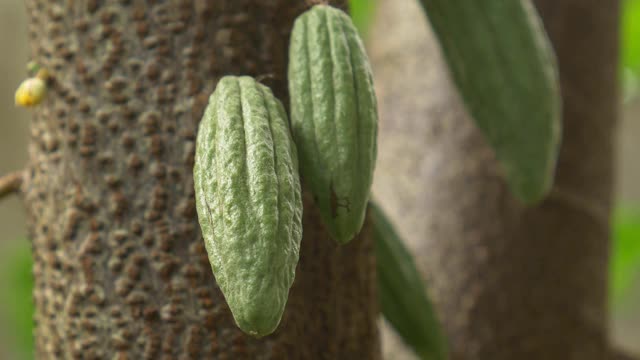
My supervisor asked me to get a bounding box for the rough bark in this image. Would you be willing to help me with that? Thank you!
[23,1,379,359]
[370,0,621,359]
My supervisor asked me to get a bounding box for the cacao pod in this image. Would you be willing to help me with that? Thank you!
[418,0,561,204]
[194,76,303,337]
[288,4,378,244]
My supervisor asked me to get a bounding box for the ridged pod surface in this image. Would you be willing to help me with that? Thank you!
[194,76,303,337]
[288,5,378,244]
[418,0,561,204]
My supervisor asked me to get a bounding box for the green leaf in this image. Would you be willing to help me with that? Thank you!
[610,208,640,301]
[621,0,640,100]
[622,0,640,72]
[417,0,562,204]
[349,0,377,38]
[371,202,448,360]
[0,242,34,359]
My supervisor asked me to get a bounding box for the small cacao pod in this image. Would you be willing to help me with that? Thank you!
[194,76,303,337]
[288,4,378,244]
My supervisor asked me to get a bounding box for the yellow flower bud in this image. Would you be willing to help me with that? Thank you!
[14,77,47,107]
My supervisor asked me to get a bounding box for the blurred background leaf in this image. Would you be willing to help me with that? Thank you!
[611,209,640,301]
[0,242,33,360]
[349,0,377,37]
[623,0,640,72]
[372,202,448,360]
[623,0,640,100]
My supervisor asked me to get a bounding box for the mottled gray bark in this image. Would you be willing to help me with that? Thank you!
[21,1,379,359]
[370,0,622,359]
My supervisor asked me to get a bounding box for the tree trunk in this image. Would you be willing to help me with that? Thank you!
[370,0,620,359]
[22,1,379,358]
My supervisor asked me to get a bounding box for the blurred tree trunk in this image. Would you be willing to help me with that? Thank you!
[21,1,379,358]
[370,0,622,359]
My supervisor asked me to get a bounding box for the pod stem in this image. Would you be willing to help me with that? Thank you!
[0,171,24,201]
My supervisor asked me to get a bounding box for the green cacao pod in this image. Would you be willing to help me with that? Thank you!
[418,0,561,204]
[288,4,378,244]
[194,76,303,337]
[371,201,447,360]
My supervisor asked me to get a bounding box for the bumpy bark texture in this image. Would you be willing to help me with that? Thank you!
[22,1,378,359]
[370,0,620,359]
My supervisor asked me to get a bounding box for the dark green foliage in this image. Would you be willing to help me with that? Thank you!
[372,202,448,360]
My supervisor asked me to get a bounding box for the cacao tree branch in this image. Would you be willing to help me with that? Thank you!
[0,171,23,201]
[547,185,610,229]
[610,348,640,360]
[24,1,379,358]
